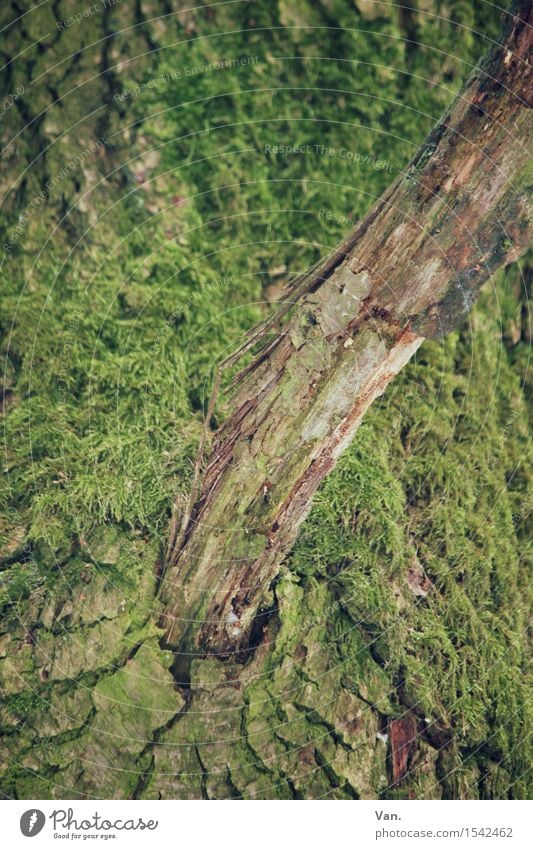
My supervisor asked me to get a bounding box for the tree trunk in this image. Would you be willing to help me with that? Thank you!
[160,1,533,662]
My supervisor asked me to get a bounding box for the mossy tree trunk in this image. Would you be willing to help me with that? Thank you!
[1,0,530,801]
[160,2,532,663]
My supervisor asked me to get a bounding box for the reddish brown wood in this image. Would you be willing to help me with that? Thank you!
[390,714,419,784]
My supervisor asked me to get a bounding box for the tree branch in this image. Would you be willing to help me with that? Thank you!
[159,1,532,664]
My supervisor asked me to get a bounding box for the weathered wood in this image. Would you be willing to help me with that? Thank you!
[160,1,532,661]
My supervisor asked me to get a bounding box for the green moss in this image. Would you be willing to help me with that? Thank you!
[1,0,529,800]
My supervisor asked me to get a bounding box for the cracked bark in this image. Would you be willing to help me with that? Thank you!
[160,2,533,662]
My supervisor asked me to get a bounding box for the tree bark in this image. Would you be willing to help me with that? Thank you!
[160,2,533,662]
